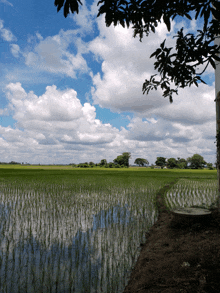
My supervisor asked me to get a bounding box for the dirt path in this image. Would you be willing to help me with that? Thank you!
[123,180,220,293]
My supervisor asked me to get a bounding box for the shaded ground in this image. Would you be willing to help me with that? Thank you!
[123,180,220,293]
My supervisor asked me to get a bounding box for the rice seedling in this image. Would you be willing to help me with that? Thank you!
[165,178,218,210]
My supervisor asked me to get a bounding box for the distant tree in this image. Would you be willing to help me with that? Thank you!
[155,157,166,169]
[166,158,177,169]
[177,162,187,169]
[134,158,149,167]
[100,159,107,166]
[176,158,188,169]
[113,155,123,166]
[89,161,95,167]
[207,162,214,170]
[122,152,131,167]
[150,164,154,169]
[78,162,89,168]
[108,162,114,168]
[114,152,131,167]
[187,154,207,169]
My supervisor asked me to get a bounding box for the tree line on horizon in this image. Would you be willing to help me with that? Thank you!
[72,153,215,170]
[72,152,131,168]
[0,153,215,170]
[152,154,214,170]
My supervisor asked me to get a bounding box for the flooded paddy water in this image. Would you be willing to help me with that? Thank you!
[0,178,163,292]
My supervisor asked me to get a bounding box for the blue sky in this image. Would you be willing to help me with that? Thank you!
[0,0,217,165]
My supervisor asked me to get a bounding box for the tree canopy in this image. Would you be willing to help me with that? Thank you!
[166,157,177,169]
[176,158,188,169]
[155,156,166,168]
[187,154,207,169]
[134,158,149,166]
[113,152,131,167]
[54,0,220,103]
[100,159,107,166]
[166,157,188,169]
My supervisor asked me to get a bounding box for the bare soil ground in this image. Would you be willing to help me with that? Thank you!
[123,181,220,293]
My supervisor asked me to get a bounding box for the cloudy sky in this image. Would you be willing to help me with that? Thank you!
[0,0,217,165]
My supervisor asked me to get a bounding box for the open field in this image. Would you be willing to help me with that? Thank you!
[0,164,77,170]
[0,164,217,172]
[0,167,217,292]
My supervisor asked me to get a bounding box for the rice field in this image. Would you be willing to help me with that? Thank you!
[165,178,218,210]
[0,168,218,292]
[0,169,169,293]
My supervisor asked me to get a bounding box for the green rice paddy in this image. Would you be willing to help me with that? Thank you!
[0,167,217,292]
[165,178,218,210]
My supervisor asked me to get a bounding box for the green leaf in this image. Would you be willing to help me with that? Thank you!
[200,6,205,17]
[151,25,155,33]
[125,18,130,28]
[150,48,161,58]
[203,6,211,30]
[119,19,125,27]
[54,0,65,12]
[97,0,104,6]
[64,0,69,17]
[184,13,192,20]
[97,5,106,17]
[195,7,201,19]
[70,0,80,14]
[160,39,166,50]
[214,54,220,62]
[199,79,207,85]
[211,8,219,20]
[171,13,177,20]
[163,15,171,31]
[194,80,198,87]
[212,0,220,11]
[209,57,216,69]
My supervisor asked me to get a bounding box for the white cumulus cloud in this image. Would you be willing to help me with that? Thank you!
[0,19,17,42]
[10,44,21,57]
[1,83,121,164]
[24,32,89,78]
